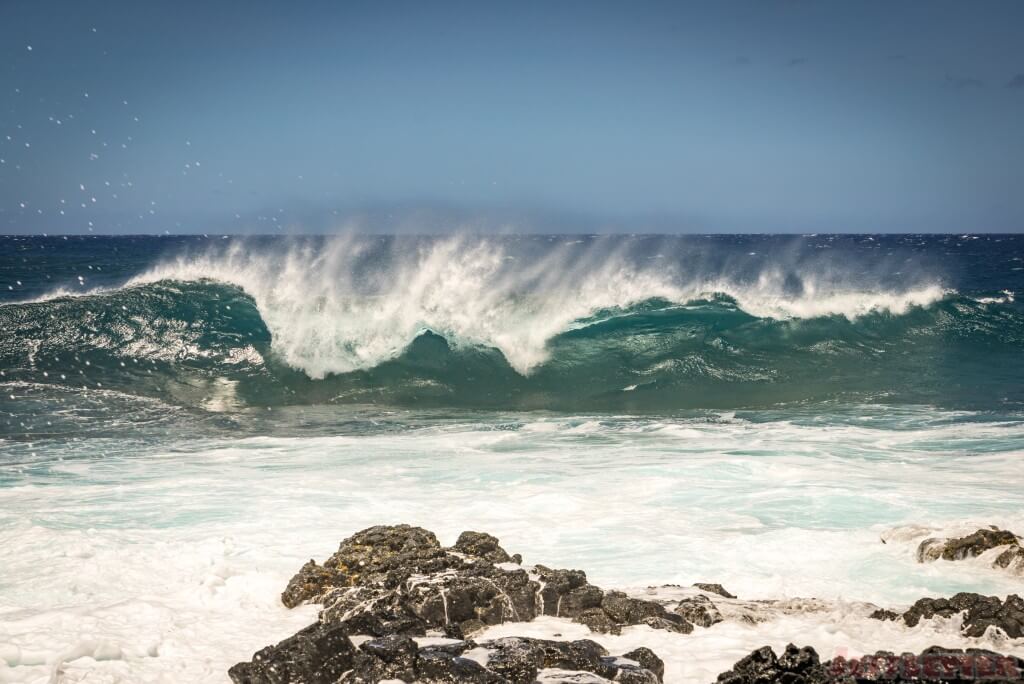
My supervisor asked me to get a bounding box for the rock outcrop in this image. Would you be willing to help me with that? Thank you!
[674,594,723,628]
[231,525,691,683]
[916,527,1024,574]
[886,593,1024,639]
[275,525,696,640]
[235,524,1024,683]
[230,627,665,684]
[692,583,736,599]
[716,644,1024,683]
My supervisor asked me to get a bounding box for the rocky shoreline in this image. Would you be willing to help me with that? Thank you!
[229,525,1024,683]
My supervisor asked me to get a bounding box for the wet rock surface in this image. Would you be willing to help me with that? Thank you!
[232,630,664,684]
[674,594,723,628]
[916,527,1024,574]
[716,644,1024,683]
[902,593,1024,639]
[279,525,697,640]
[228,622,356,684]
[232,524,1024,683]
[869,592,1024,639]
[231,525,674,683]
[692,583,736,599]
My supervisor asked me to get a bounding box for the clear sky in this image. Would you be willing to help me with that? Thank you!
[2,0,1024,234]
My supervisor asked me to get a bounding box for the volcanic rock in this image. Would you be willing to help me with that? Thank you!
[917,528,1021,563]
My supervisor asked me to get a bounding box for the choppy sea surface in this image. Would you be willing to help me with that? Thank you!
[1,234,1023,682]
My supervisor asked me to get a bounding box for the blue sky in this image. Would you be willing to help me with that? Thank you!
[2,0,1024,233]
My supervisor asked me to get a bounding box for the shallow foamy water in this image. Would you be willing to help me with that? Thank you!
[2,406,1023,683]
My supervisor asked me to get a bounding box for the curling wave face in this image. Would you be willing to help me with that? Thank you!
[2,234,1023,412]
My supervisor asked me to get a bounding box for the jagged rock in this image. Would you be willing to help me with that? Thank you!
[557,585,605,618]
[869,592,1024,639]
[417,647,503,683]
[869,607,901,621]
[280,526,690,642]
[573,607,621,634]
[600,591,664,624]
[692,583,736,599]
[344,634,418,682]
[533,638,610,675]
[228,622,355,684]
[484,637,544,683]
[995,545,1024,572]
[320,524,448,588]
[917,528,1021,563]
[281,560,336,609]
[533,566,592,616]
[674,594,723,628]
[232,632,664,684]
[237,526,671,684]
[716,644,832,684]
[622,647,665,681]
[902,593,1024,638]
[719,644,1024,683]
[716,643,826,683]
[455,531,519,564]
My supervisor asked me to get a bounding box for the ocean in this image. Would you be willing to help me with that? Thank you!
[2,233,1023,682]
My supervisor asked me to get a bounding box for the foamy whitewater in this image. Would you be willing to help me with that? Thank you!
[2,234,1024,683]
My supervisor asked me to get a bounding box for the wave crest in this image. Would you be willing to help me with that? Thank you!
[127,235,950,376]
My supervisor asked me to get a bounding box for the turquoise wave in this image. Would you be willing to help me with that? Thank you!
[2,280,1023,411]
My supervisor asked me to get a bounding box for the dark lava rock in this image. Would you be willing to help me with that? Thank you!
[235,526,671,684]
[228,622,355,684]
[533,565,592,616]
[869,608,901,621]
[917,528,1021,563]
[693,583,736,599]
[717,643,827,684]
[344,634,418,682]
[718,644,1024,683]
[901,593,1024,638]
[573,607,622,635]
[233,632,664,684]
[281,560,337,609]
[600,591,665,624]
[416,647,503,683]
[622,647,665,681]
[533,638,609,674]
[281,525,691,639]
[995,545,1024,571]
[320,524,448,588]
[483,637,544,683]
[454,531,517,564]
[557,584,605,618]
[674,594,723,628]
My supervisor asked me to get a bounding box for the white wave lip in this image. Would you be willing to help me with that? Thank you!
[125,235,949,377]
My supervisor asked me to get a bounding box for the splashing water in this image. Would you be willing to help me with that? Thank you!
[125,234,950,376]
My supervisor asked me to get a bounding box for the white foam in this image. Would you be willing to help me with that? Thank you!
[1,409,1023,682]
[121,235,949,376]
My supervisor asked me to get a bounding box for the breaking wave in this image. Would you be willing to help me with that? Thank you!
[2,236,1022,411]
